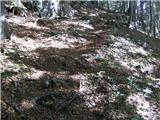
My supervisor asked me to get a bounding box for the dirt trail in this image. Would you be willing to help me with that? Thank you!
[1,6,160,120]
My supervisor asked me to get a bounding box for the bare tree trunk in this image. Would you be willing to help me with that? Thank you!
[152,3,156,38]
[140,1,146,31]
[128,1,137,29]
[149,1,153,36]
[128,1,132,26]
[58,1,71,17]
[122,1,126,12]
[0,1,11,40]
[106,0,110,11]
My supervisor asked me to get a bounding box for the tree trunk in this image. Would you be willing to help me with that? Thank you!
[140,1,146,31]
[0,1,11,40]
[152,2,156,38]
[128,1,132,26]
[58,1,71,17]
[122,1,126,12]
[128,1,137,29]
[149,1,153,35]
[106,0,110,11]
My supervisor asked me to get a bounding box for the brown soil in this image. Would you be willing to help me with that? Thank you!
[1,5,160,120]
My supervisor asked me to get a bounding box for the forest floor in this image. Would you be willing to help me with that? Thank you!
[1,6,160,120]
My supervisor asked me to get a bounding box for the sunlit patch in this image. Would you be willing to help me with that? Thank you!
[89,13,97,16]
[108,36,158,77]
[80,11,88,15]
[70,74,88,93]
[114,56,156,75]
[43,38,71,48]
[86,99,96,108]
[140,64,155,74]
[20,100,34,110]
[63,21,94,30]
[70,72,111,109]
[11,36,42,51]
[28,68,45,80]
[7,15,26,24]
[84,94,102,108]
[130,46,147,55]
[42,34,88,48]
[24,22,48,29]
[127,93,158,120]
[61,34,87,44]
[113,37,148,55]
[146,77,160,88]
[70,74,98,108]
[11,33,88,52]
[142,88,153,95]
[82,45,109,65]
[7,16,48,30]
[71,74,97,106]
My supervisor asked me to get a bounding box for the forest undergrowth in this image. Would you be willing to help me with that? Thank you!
[1,5,160,120]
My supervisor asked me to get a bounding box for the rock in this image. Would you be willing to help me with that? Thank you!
[35,94,56,108]
[0,19,11,40]
[1,48,4,53]
[48,31,61,36]
[80,16,92,21]
[135,65,141,69]
[36,18,46,26]
[95,54,103,62]
[43,80,51,89]
[50,79,56,88]
[143,42,148,50]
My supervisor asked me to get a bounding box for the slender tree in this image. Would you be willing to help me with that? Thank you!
[149,1,153,36]
[128,1,135,27]
[140,1,146,31]
[0,1,11,40]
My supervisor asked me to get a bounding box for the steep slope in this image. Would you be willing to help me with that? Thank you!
[1,5,160,120]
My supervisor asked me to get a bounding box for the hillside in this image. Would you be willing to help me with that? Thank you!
[1,4,160,120]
